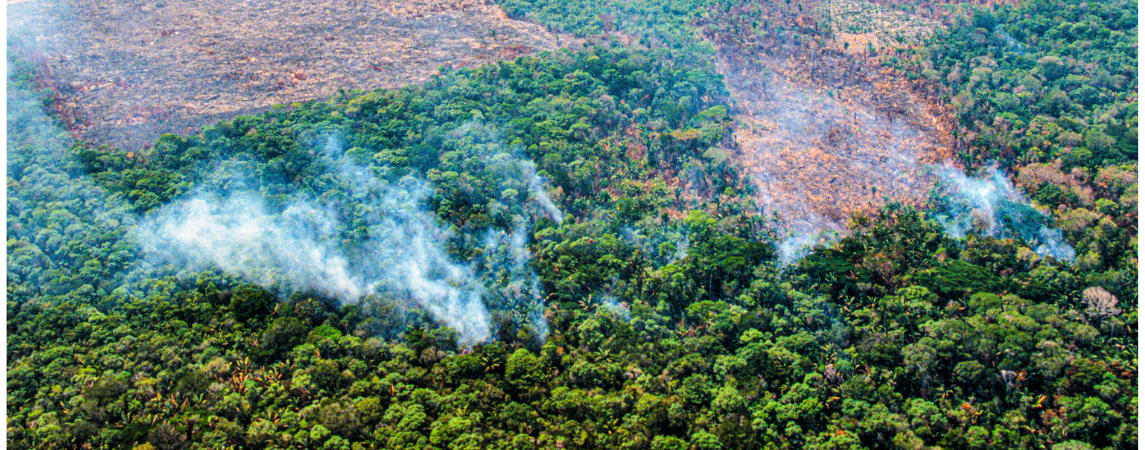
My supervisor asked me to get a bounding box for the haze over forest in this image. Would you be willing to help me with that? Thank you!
[6,0,1137,448]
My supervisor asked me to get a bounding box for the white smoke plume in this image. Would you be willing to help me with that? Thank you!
[932,164,1076,262]
[476,223,548,340]
[443,120,565,339]
[133,194,365,300]
[522,159,565,224]
[600,295,632,321]
[777,224,842,267]
[447,120,565,223]
[619,225,690,268]
[529,279,551,341]
[133,137,494,345]
[1035,228,1075,262]
[996,30,1027,55]
[933,167,1013,238]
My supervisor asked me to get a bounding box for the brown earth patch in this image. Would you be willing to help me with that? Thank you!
[8,0,579,150]
[702,0,955,229]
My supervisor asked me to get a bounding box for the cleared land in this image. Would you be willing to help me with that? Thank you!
[8,0,578,150]
[705,0,955,229]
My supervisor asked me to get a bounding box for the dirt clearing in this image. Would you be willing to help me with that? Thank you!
[8,0,578,150]
[704,0,955,229]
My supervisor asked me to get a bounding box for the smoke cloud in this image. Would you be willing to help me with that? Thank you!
[600,295,632,321]
[715,48,945,267]
[132,122,566,345]
[478,223,549,340]
[447,120,566,223]
[134,193,365,300]
[7,61,151,303]
[447,120,566,339]
[522,159,565,224]
[133,136,494,345]
[777,223,843,267]
[619,225,691,268]
[932,165,1076,262]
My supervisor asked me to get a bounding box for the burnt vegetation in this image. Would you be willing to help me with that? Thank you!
[7,0,578,151]
[6,0,1137,449]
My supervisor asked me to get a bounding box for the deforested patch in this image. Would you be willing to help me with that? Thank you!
[8,0,579,150]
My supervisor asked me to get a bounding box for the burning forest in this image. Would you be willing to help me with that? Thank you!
[7,0,1136,447]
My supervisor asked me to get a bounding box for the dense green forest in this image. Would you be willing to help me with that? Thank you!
[6,0,1136,449]
[924,0,1138,279]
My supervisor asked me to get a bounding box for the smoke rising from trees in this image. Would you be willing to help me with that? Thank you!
[133,193,367,300]
[523,159,565,224]
[776,225,842,267]
[131,125,564,345]
[133,162,496,344]
[933,165,1076,261]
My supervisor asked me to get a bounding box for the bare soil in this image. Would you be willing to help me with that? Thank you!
[8,0,578,150]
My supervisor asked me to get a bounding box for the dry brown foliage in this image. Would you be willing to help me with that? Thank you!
[1016,161,1096,206]
[1082,286,1121,319]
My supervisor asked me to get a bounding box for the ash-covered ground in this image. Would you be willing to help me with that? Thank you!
[718,52,951,227]
[8,0,578,150]
[705,0,955,230]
